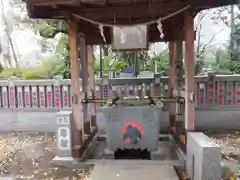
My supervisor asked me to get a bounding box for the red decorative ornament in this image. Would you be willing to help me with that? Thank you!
[121,121,144,144]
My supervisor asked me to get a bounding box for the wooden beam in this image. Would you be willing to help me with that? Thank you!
[26,0,237,10]
[28,0,75,6]
[28,7,69,19]
[30,4,185,25]
[68,20,84,157]
[184,8,195,131]
[69,0,189,19]
[25,0,237,22]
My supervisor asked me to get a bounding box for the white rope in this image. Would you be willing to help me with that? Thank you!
[72,5,190,27]
[72,5,190,42]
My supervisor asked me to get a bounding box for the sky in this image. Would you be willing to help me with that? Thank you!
[199,10,230,46]
[150,8,231,53]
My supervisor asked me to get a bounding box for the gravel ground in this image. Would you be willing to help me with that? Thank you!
[210,132,240,163]
[210,132,240,179]
[0,133,91,180]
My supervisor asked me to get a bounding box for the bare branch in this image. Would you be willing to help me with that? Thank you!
[199,28,226,56]
[195,10,211,32]
[213,6,240,28]
[195,9,214,56]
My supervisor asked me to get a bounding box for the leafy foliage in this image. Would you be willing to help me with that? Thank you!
[36,20,68,39]
[231,22,240,61]
[213,5,240,62]
[56,44,70,79]
[150,51,169,75]
[35,19,70,78]
[0,57,62,79]
[21,57,60,79]
[0,68,22,78]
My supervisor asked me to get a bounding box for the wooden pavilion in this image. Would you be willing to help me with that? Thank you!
[24,0,238,157]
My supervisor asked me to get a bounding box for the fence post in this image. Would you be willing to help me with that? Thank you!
[153,73,162,96]
[7,76,19,130]
[102,75,109,99]
[207,72,216,106]
[8,76,19,108]
[54,75,63,109]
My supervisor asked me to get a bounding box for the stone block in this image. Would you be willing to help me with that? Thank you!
[102,106,161,152]
[187,132,221,180]
[55,111,73,158]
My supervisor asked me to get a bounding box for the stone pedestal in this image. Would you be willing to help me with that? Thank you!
[52,111,76,164]
[187,132,221,180]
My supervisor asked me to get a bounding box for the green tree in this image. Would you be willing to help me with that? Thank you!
[213,7,240,56]
[212,5,240,73]
[21,57,60,79]
[215,47,232,73]
[35,20,70,78]
[54,33,70,78]
[150,50,169,75]
[36,20,68,39]
[118,51,150,69]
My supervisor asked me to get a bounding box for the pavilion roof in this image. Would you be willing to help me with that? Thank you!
[24,0,238,44]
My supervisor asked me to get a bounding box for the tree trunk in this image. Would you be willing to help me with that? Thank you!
[229,5,235,61]
[0,0,19,67]
[102,45,109,56]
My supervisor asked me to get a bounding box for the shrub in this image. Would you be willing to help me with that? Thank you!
[0,68,22,78]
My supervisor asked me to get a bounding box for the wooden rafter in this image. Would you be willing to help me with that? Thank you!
[66,0,189,20]
[28,0,190,22]
[24,0,75,6]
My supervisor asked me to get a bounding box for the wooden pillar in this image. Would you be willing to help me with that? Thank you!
[174,40,184,134]
[184,8,195,131]
[175,41,183,94]
[79,34,91,135]
[87,45,97,128]
[68,20,83,156]
[168,42,175,126]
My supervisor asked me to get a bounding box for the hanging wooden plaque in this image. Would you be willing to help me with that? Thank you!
[112,25,148,51]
